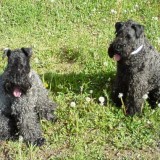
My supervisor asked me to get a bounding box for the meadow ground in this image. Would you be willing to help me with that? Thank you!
[0,0,159,159]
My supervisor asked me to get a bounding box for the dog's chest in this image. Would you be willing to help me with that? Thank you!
[0,85,11,110]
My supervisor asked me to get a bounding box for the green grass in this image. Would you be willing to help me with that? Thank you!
[0,0,160,159]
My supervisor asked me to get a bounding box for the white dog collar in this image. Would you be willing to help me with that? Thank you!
[130,45,143,55]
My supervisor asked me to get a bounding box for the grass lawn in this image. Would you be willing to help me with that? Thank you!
[0,0,160,159]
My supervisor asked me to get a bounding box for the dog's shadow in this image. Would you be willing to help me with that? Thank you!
[42,70,115,101]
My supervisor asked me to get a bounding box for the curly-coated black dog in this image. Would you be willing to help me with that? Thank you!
[0,48,57,146]
[108,20,160,115]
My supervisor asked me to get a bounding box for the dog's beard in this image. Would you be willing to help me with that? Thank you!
[108,42,138,62]
[3,74,31,97]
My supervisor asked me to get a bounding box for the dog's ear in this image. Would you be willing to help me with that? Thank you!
[115,22,124,33]
[132,24,144,38]
[21,48,32,57]
[2,48,11,59]
[108,44,114,58]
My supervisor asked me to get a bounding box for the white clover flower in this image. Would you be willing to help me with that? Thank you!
[99,96,105,103]
[123,10,127,13]
[142,94,148,100]
[152,17,158,21]
[108,77,111,82]
[103,61,108,66]
[34,57,39,64]
[110,9,117,14]
[102,18,107,22]
[85,97,91,103]
[89,90,93,94]
[70,102,76,107]
[147,120,151,124]
[118,93,123,98]
[154,17,158,21]
[135,4,139,8]
[152,110,155,114]
[158,103,160,108]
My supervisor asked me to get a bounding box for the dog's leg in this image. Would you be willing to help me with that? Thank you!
[148,88,160,109]
[30,72,57,122]
[0,112,11,140]
[125,75,148,115]
[36,98,57,122]
[34,84,57,122]
[112,71,128,107]
[11,95,45,146]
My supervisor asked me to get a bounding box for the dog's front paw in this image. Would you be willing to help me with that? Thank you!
[33,137,46,146]
[126,106,141,116]
[39,108,57,122]
[46,113,57,122]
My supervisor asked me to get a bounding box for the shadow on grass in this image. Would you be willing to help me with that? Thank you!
[43,70,115,100]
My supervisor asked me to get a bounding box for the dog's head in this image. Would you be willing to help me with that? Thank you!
[108,20,144,61]
[3,48,32,97]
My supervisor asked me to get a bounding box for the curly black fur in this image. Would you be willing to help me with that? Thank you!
[108,20,160,115]
[3,48,31,95]
[0,48,57,146]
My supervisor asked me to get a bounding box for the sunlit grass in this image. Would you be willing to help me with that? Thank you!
[0,0,159,159]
